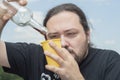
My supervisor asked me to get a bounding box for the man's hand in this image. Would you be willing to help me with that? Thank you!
[0,0,27,34]
[7,0,27,6]
[44,41,85,80]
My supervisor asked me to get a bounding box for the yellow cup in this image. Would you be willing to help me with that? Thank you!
[41,39,61,67]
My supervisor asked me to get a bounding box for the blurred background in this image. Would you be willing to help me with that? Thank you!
[1,0,120,53]
[0,0,120,79]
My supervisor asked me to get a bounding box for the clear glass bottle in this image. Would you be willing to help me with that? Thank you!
[0,0,47,39]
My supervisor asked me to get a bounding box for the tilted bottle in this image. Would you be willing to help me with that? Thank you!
[0,0,47,39]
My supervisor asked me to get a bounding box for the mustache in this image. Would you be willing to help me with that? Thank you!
[64,47,79,63]
[64,47,75,54]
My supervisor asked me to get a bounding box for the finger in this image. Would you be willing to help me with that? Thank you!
[7,0,27,6]
[2,0,17,15]
[61,48,74,59]
[18,0,27,6]
[44,51,64,65]
[49,41,67,60]
[45,65,61,74]
[3,9,15,20]
[0,10,7,19]
[3,13,11,20]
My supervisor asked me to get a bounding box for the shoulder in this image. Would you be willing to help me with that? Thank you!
[5,42,44,57]
[90,47,119,56]
[89,47,120,62]
[5,42,42,50]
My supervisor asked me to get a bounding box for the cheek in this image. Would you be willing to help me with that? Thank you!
[69,38,82,50]
[69,35,87,53]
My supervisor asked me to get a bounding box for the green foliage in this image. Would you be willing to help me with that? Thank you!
[0,67,23,80]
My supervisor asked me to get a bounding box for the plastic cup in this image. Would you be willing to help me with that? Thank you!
[41,39,61,67]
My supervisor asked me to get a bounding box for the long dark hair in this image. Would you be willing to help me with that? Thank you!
[43,3,90,34]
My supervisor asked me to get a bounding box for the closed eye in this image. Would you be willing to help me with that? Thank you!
[65,32,78,38]
[47,34,60,39]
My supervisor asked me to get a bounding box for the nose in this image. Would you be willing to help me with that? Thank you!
[60,35,69,48]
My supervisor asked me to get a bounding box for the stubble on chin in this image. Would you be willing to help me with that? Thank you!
[64,41,89,64]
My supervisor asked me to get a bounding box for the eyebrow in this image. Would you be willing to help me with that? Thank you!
[47,29,78,35]
[47,32,59,36]
[64,29,78,33]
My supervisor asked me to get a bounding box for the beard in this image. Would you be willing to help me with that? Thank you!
[65,40,89,64]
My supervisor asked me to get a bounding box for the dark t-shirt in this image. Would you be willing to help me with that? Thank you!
[80,47,120,80]
[3,42,120,80]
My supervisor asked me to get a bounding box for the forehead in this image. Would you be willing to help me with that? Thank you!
[46,11,84,33]
[46,11,81,25]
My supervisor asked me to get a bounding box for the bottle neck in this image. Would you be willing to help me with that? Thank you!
[28,18,48,39]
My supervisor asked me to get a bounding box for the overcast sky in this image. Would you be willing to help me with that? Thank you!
[1,0,120,53]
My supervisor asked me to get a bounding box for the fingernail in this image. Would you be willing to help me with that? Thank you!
[44,51,49,55]
[19,0,27,6]
[49,40,53,45]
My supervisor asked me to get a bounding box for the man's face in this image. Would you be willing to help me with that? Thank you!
[46,11,90,63]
